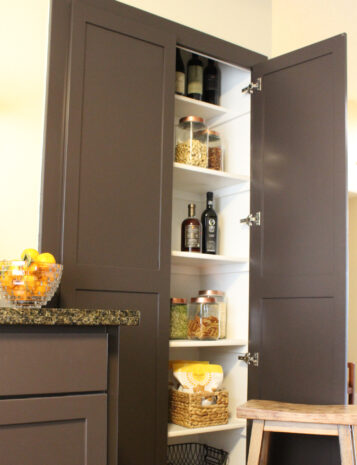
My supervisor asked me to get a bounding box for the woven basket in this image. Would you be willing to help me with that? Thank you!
[169,389,229,428]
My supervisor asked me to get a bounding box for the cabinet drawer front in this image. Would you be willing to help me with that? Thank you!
[0,332,108,396]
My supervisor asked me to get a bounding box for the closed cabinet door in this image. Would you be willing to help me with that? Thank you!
[249,35,347,465]
[40,1,175,465]
[0,394,106,465]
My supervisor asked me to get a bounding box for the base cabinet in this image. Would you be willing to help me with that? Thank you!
[0,394,107,465]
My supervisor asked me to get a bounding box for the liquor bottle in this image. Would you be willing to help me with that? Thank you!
[203,59,220,105]
[181,203,201,253]
[201,192,218,254]
[175,49,185,95]
[187,53,203,100]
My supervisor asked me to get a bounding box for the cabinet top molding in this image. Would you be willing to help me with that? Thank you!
[0,308,140,326]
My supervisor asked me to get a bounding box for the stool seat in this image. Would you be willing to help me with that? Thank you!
[237,399,357,425]
[237,400,357,465]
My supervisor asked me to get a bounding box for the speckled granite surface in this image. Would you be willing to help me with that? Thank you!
[0,308,140,326]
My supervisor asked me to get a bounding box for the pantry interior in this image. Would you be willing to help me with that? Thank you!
[168,47,252,463]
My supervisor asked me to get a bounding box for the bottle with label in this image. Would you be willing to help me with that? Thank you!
[181,203,201,253]
[203,59,220,105]
[175,49,185,96]
[201,192,218,254]
[187,53,203,100]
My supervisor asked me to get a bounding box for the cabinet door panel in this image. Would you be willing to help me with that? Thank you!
[249,35,346,465]
[0,394,106,465]
[41,2,175,465]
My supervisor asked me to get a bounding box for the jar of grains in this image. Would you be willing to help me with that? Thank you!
[207,130,224,171]
[175,116,208,168]
[198,290,227,338]
[188,297,220,340]
[170,298,188,339]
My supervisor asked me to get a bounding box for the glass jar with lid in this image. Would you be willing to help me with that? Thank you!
[170,298,188,339]
[207,130,224,171]
[188,296,220,340]
[198,290,226,339]
[175,116,208,168]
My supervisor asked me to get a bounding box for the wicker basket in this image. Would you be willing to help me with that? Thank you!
[169,389,229,428]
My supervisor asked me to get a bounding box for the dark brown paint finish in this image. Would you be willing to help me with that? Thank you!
[0,394,106,465]
[0,332,107,396]
[42,2,176,465]
[249,35,347,465]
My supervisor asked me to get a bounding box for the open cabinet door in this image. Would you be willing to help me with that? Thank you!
[248,35,347,464]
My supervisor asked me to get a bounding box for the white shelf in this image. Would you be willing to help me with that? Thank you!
[175,94,229,122]
[171,251,248,267]
[173,163,249,194]
[170,339,247,348]
[168,418,246,438]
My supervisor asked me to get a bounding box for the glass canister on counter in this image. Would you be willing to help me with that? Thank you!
[188,297,220,340]
[170,298,188,339]
[175,116,208,168]
[198,290,227,339]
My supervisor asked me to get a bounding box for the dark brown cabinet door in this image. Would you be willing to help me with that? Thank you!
[41,1,175,465]
[0,394,106,465]
[249,35,347,464]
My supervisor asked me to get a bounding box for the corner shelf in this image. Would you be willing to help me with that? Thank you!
[173,163,249,194]
[170,339,247,348]
[168,418,246,438]
[175,94,229,122]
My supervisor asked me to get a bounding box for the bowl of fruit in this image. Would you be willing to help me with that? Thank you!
[0,249,63,309]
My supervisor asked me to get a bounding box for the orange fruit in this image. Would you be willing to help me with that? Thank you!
[36,253,56,265]
[12,285,27,301]
[21,248,39,265]
[35,283,48,297]
[23,274,37,292]
[27,263,39,275]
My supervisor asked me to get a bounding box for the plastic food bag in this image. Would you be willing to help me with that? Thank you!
[173,363,223,394]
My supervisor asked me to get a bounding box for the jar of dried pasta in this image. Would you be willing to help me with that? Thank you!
[198,290,226,339]
[175,116,208,168]
[188,297,220,340]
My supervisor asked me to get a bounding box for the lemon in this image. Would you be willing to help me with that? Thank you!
[21,248,39,265]
[36,252,56,264]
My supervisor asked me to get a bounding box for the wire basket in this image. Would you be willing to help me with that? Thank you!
[167,442,228,465]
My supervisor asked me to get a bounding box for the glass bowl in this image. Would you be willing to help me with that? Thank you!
[0,260,63,308]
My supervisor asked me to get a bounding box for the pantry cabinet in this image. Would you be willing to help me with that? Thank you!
[40,1,347,464]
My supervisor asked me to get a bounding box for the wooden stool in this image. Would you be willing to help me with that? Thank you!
[236,400,357,465]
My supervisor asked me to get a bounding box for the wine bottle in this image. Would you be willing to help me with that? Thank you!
[175,49,185,95]
[201,192,218,254]
[203,59,220,105]
[187,53,203,100]
[181,203,201,252]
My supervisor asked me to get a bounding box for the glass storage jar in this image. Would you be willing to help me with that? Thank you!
[198,290,226,339]
[170,298,188,339]
[207,130,224,171]
[188,297,220,340]
[175,116,208,168]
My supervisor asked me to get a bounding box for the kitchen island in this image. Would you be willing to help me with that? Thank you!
[0,307,140,465]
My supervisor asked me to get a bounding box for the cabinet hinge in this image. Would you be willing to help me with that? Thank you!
[240,211,261,227]
[242,77,262,94]
[238,352,259,367]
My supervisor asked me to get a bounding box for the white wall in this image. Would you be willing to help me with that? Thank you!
[349,196,357,364]
[118,0,272,57]
[272,0,357,101]
[0,0,271,262]
[0,0,50,259]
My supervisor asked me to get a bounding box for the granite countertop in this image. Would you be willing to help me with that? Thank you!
[0,308,140,326]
